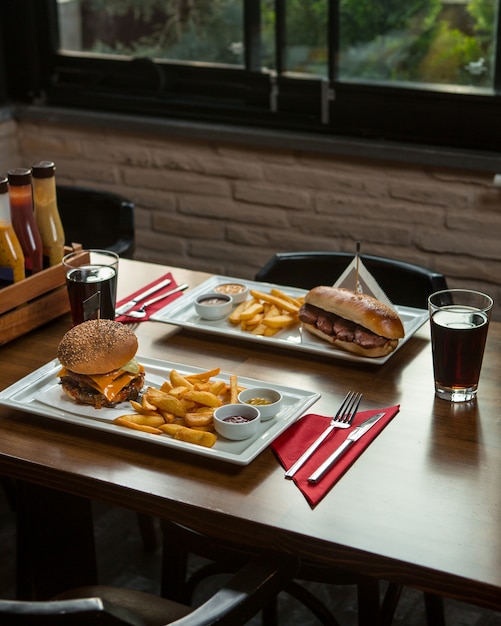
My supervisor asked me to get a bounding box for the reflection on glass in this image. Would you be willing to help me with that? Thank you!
[57,0,244,66]
[338,0,498,88]
[283,2,328,76]
[57,0,499,87]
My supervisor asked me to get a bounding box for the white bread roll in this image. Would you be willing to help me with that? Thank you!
[304,286,404,339]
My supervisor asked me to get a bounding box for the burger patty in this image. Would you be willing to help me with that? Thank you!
[60,371,144,409]
[299,303,389,349]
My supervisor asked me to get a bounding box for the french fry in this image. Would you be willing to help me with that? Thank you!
[264,326,281,336]
[183,389,222,407]
[129,400,160,416]
[249,289,300,314]
[228,301,249,325]
[244,312,264,327]
[262,314,296,328]
[168,385,190,399]
[251,323,268,335]
[142,394,159,412]
[185,367,221,381]
[114,417,163,435]
[270,288,302,308]
[159,423,186,436]
[228,287,302,337]
[239,301,264,320]
[210,379,227,396]
[159,423,217,448]
[145,387,187,417]
[159,410,176,423]
[115,413,166,427]
[170,369,194,390]
[113,366,252,448]
[230,375,239,404]
[184,411,214,427]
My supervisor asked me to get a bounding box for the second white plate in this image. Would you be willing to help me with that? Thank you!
[151,275,429,365]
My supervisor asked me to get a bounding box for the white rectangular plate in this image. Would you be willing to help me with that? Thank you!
[151,276,429,365]
[0,356,320,466]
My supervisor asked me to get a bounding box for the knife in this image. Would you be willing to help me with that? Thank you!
[285,417,354,480]
[307,412,386,483]
[115,278,172,316]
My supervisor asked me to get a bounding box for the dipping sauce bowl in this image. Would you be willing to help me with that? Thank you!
[213,403,260,440]
[238,387,283,421]
[213,282,249,305]
[194,292,233,320]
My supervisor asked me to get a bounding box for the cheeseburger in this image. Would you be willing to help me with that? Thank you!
[299,286,405,358]
[57,319,145,408]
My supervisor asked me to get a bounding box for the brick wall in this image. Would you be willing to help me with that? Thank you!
[3,115,501,319]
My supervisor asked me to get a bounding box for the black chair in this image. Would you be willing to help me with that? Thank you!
[160,521,379,626]
[0,550,298,626]
[56,185,135,259]
[255,251,448,309]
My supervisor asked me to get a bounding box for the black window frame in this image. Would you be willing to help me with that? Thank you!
[2,0,501,154]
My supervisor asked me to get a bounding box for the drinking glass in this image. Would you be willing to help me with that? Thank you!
[63,249,119,325]
[428,289,493,402]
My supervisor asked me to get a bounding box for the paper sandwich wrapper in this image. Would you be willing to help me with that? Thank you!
[332,256,397,312]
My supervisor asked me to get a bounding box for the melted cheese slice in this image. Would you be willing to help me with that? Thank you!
[58,365,144,402]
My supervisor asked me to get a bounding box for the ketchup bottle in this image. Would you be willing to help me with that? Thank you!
[32,161,65,268]
[0,176,25,287]
[8,168,43,276]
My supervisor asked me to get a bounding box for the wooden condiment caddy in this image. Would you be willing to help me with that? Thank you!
[0,244,83,346]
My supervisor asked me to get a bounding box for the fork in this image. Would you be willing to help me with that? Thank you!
[284,391,362,479]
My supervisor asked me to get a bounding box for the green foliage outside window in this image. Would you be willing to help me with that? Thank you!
[72,0,497,87]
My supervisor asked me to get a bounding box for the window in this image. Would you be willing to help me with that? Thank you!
[2,0,501,152]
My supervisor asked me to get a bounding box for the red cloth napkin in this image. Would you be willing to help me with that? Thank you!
[272,405,400,508]
[116,272,183,323]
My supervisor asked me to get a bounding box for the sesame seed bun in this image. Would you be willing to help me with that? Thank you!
[57,319,138,375]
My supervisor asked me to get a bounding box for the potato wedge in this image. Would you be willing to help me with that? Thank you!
[129,400,160,416]
[184,412,214,427]
[145,388,187,417]
[183,390,222,407]
[115,413,165,427]
[170,369,194,390]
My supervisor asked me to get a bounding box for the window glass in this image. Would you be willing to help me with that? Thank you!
[338,0,498,88]
[58,1,498,88]
[283,1,328,76]
[58,0,244,66]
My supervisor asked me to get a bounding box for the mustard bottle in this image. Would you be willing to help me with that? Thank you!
[32,161,65,268]
[0,176,25,287]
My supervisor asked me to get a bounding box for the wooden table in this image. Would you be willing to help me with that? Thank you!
[1,259,500,612]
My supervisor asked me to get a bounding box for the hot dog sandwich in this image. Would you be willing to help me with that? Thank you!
[299,286,405,357]
[57,319,145,408]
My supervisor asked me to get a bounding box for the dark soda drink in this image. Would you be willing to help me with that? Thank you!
[430,306,489,390]
[66,264,117,325]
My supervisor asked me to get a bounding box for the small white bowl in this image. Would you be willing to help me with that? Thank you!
[194,292,233,320]
[213,403,260,440]
[213,282,249,305]
[238,387,283,421]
